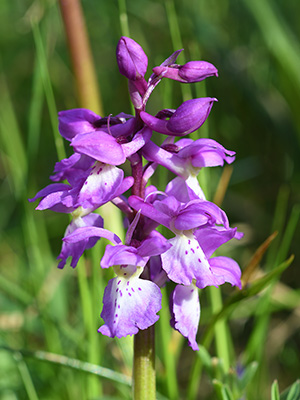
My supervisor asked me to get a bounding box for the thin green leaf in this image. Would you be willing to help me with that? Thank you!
[281,379,300,400]
[271,380,280,400]
[13,352,39,400]
[212,379,234,400]
[197,345,213,377]
[1,346,132,386]
[237,361,259,392]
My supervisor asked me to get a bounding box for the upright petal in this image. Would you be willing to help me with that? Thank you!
[58,108,101,141]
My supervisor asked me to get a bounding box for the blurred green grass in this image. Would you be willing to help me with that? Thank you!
[0,0,299,399]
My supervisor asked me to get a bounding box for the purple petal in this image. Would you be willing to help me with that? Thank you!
[50,153,94,184]
[174,200,228,231]
[140,98,217,136]
[142,140,187,177]
[58,109,101,141]
[29,183,71,203]
[116,36,148,80]
[98,268,161,338]
[165,177,202,203]
[106,117,136,138]
[128,195,172,229]
[160,49,183,67]
[101,245,148,269]
[30,183,76,213]
[57,213,103,269]
[170,284,200,351]
[139,112,171,135]
[194,226,238,258]
[166,176,206,202]
[122,127,152,158]
[77,164,124,209]
[160,233,219,287]
[137,232,172,257]
[167,98,217,135]
[153,61,218,84]
[71,131,126,165]
[178,138,235,168]
[179,61,218,82]
[209,256,242,289]
[64,226,122,245]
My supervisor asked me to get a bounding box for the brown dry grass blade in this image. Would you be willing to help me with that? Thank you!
[241,231,278,286]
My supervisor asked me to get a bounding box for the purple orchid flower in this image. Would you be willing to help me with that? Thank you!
[142,137,235,201]
[30,164,134,213]
[128,194,242,289]
[30,36,243,351]
[64,226,171,337]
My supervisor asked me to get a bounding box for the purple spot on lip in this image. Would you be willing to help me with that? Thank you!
[191,248,195,253]
[97,168,102,175]
[115,314,118,318]
[185,250,188,255]
[120,291,123,297]
[128,293,131,296]
[138,287,142,291]
[188,240,191,245]
[116,288,118,292]
[127,281,130,286]
[84,181,88,185]
[113,320,116,324]
[117,280,121,285]
[198,258,201,263]
[118,305,120,309]
[131,288,135,292]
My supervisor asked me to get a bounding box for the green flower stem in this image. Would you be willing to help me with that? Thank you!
[133,326,156,400]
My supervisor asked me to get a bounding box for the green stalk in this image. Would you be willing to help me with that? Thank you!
[58,0,103,115]
[208,286,230,371]
[133,326,156,400]
[165,0,192,102]
[31,21,66,161]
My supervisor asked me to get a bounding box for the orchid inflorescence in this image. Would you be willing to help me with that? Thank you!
[30,37,242,350]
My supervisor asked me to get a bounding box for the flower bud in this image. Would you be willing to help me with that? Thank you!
[152,61,218,83]
[116,36,148,80]
[140,98,217,136]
